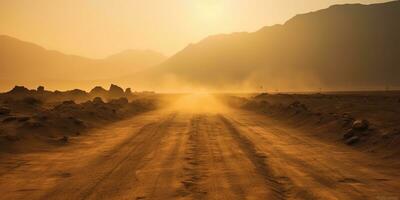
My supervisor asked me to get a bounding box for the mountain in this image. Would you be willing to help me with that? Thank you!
[98,49,165,76]
[144,0,400,91]
[0,35,166,90]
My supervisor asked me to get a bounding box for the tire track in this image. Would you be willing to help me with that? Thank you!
[202,115,246,200]
[218,114,288,200]
[143,114,189,199]
[180,115,208,199]
[40,113,177,200]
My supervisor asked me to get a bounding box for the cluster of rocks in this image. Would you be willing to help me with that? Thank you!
[288,101,309,114]
[343,119,370,145]
[53,96,131,120]
[90,84,133,100]
[241,99,310,116]
[1,84,135,103]
[0,95,154,144]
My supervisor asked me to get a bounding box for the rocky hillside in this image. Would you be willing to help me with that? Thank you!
[150,1,400,91]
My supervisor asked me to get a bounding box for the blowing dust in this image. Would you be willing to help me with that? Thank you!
[167,93,229,114]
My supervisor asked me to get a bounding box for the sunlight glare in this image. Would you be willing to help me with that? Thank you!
[168,93,228,114]
[193,0,226,24]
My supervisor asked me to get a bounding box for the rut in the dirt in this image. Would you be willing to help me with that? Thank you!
[219,115,289,200]
[40,113,177,200]
[180,115,209,198]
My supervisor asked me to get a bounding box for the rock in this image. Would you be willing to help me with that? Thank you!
[109,84,125,98]
[90,86,108,97]
[125,88,132,96]
[37,86,45,92]
[59,136,69,143]
[62,100,76,105]
[7,86,30,94]
[69,89,87,96]
[289,101,308,111]
[352,119,369,131]
[61,89,87,100]
[68,117,84,126]
[345,136,360,145]
[93,97,104,104]
[343,129,355,139]
[0,107,11,115]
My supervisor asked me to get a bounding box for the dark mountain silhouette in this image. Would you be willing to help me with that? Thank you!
[142,0,400,91]
[0,35,166,90]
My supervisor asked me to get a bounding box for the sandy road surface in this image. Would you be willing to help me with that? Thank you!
[0,95,399,200]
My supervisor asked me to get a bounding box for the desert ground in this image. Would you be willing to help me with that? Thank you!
[0,89,399,200]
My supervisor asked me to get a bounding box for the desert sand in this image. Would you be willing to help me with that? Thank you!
[0,92,399,200]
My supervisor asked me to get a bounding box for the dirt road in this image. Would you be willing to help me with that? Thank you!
[0,95,399,200]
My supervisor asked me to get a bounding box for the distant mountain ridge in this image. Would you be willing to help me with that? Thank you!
[1,1,400,92]
[0,35,166,90]
[143,0,400,91]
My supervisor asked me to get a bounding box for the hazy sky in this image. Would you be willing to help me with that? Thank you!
[0,0,391,58]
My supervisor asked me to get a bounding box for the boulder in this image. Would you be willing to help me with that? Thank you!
[109,84,125,98]
[8,86,30,94]
[352,120,369,131]
[345,136,360,145]
[343,129,355,139]
[37,86,45,92]
[67,89,87,98]
[93,97,104,104]
[90,86,108,97]
[68,117,85,126]
[62,100,76,105]
[59,136,69,143]
[125,88,133,96]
